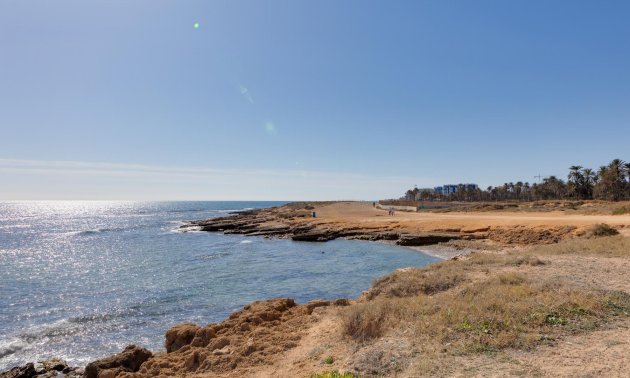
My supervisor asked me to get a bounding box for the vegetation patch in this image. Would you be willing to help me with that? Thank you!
[612,205,630,215]
[531,235,629,257]
[311,371,358,378]
[468,252,546,267]
[367,262,466,300]
[586,223,620,238]
[342,273,630,354]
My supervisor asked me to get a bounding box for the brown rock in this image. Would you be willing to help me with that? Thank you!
[190,326,216,347]
[396,233,459,246]
[208,337,230,351]
[0,363,35,378]
[41,358,68,372]
[305,300,331,314]
[165,323,199,353]
[460,226,491,233]
[333,298,350,306]
[84,345,152,378]
[291,231,337,242]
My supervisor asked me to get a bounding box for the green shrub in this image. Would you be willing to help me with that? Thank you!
[586,223,619,238]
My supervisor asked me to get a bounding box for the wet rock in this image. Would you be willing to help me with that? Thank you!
[291,231,337,242]
[84,345,152,378]
[0,359,82,378]
[0,363,35,378]
[41,358,66,372]
[396,234,459,246]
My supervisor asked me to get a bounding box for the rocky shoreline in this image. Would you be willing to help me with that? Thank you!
[182,202,581,256]
[183,202,467,246]
[1,298,351,378]
[1,358,82,378]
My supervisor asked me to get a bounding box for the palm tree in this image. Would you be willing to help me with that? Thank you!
[609,159,625,200]
[568,166,583,182]
[543,176,566,199]
[568,165,584,199]
[582,168,596,199]
[594,159,626,200]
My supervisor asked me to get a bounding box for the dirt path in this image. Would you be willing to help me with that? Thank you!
[311,201,630,229]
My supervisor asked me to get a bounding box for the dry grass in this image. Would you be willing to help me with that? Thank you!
[530,235,630,258]
[343,274,630,354]
[365,252,547,303]
[338,235,630,376]
[612,205,630,215]
[336,235,630,376]
[367,261,466,300]
[467,252,546,267]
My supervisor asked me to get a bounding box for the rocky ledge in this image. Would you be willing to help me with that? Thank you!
[1,358,82,378]
[1,346,154,378]
[183,202,464,246]
[184,202,581,247]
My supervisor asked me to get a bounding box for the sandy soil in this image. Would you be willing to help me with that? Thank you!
[309,201,630,234]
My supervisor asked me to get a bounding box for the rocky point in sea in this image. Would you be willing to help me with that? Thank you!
[0,345,153,378]
[0,358,82,378]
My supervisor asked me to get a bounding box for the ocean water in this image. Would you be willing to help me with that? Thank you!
[0,201,440,370]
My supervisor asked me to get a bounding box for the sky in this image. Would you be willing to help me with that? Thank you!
[1,0,629,200]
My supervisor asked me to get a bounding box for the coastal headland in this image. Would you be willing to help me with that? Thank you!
[4,201,630,377]
[185,201,630,258]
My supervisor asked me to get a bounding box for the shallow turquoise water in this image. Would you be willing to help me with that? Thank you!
[0,201,439,369]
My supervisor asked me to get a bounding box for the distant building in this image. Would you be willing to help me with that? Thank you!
[434,183,478,195]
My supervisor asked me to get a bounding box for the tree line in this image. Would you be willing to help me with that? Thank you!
[403,159,630,202]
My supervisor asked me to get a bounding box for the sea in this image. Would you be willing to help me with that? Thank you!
[0,201,440,370]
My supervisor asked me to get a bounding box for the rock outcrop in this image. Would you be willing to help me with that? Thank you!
[83,297,349,377]
[184,202,581,248]
[0,359,82,378]
[84,345,152,378]
[184,202,464,246]
[396,233,460,246]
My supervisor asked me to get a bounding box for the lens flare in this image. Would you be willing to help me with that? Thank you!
[194,22,200,29]
[264,122,276,134]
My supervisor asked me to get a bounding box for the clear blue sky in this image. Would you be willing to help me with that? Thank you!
[1,0,628,200]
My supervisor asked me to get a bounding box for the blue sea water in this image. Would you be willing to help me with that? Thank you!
[0,201,440,370]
